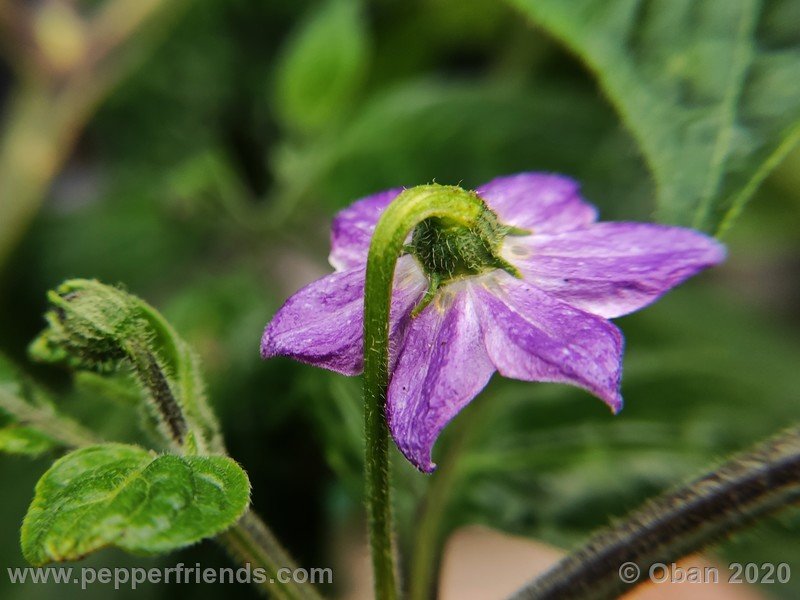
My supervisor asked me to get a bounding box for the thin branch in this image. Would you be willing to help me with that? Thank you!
[218,510,325,600]
[509,425,800,600]
[0,386,100,449]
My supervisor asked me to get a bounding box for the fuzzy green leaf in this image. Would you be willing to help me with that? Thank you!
[21,444,251,565]
[274,0,369,133]
[509,0,800,233]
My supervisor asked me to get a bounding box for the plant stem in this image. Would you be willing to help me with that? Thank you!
[133,298,226,454]
[0,386,100,449]
[124,341,189,448]
[363,184,490,599]
[508,424,800,600]
[218,509,324,600]
[21,281,314,597]
[119,329,316,598]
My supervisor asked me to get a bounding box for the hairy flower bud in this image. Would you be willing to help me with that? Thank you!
[29,279,224,454]
[30,280,142,371]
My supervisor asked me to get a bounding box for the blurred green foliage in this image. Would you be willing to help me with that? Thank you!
[0,0,799,598]
[274,0,370,134]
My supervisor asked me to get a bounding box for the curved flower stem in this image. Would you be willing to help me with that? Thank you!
[363,184,489,599]
[508,424,800,600]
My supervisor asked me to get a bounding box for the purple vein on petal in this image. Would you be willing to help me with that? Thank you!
[387,287,495,472]
[473,272,624,413]
[503,221,726,318]
[262,255,427,376]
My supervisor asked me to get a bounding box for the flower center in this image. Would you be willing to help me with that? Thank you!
[408,203,523,314]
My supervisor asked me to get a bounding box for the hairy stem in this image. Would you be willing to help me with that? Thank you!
[363,184,489,599]
[23,280,309,596]
[119,340,313,596]
[124,342,189,449]
[0,386,100,449]
[509,424,800,600]
[133,299,225,454]
[218,509,324,600]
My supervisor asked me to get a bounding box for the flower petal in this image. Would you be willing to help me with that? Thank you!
[261,256,426,375]
[329,188,404,271]
[476,173,598,232]
[387,288,495,472]
[474,273,623,411]
[503,222,726,319]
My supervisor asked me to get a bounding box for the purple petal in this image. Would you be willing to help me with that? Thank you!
[504,222,726,319]
[387,288,495,472]
[262,256,426,375]
[329,188,404,271]
[473,273,623,412]
[477,173,598,232]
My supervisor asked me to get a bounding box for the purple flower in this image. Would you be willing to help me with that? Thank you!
[261,173,725,472]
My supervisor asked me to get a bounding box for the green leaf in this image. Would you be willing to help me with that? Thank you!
[0,426,58,456]
[274,0,370,133]
[21,444,251,565]
[508,0,800,233]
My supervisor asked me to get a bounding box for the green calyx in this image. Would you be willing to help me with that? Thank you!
[407,195,523,315]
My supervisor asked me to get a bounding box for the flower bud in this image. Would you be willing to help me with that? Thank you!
[30,279,142,371]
